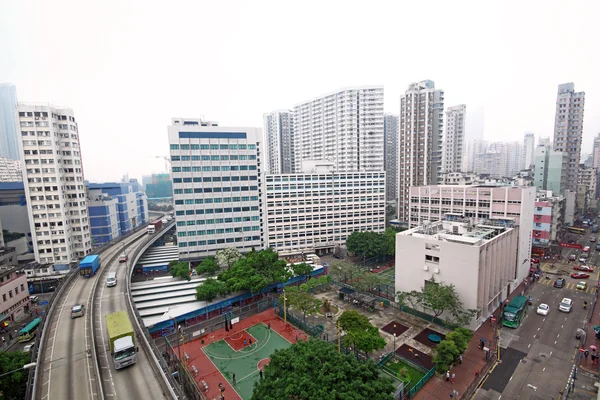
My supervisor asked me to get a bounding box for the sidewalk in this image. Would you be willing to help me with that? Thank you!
[580,289,600,374]
[415,281,529,399]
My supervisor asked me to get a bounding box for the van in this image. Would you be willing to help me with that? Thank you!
[106,272,117,287]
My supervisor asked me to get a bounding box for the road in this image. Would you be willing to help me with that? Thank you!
[93,241,167,400]
[36,231,149,400]
[475,227,600,399]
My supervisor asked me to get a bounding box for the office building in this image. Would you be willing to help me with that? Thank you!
[523,133,535,170]
[17,104,92,263]
[144,173,173,199]
[0,181,32,252]
[395,216,518,330]
[293,86,384,173]
[0,266,31,326]
[407,184,535,287]
[533,144,568,195]
[398,80,444,222]
[553,83,585,192]
[442,104,466,173]
[263,110,294,174]
[265,160,386,255]
[0,84,20,160]
[87,180,149,246]
[384,114,398,202]
[577,166,597,212]
[168,118,263,259]
[0,157,21,182]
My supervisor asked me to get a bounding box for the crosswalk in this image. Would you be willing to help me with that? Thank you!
[536,276,597,294]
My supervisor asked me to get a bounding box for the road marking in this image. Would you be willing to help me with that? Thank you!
[557,334,560,338]
[555,340,557,344]
[528,344,531,348]
[542,367,546,372]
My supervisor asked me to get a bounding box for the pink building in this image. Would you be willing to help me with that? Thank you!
[0,266,31,328]
[533,201,552,245]
[408,185,536,291]
[532,193,566,255]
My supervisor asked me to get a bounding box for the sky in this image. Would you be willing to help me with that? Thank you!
[1,0,599,182]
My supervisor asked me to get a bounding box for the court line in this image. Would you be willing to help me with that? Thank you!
[200,346,243,400]
[224,330,259,352]
[204,329,271,360]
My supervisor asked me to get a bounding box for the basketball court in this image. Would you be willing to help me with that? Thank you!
[179,308,308,400]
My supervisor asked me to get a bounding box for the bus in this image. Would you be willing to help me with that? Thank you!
[18,317,42,342]
[567,227,586,235]
[502,295,528,328]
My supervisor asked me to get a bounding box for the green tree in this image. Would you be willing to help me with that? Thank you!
[329,261,363,284]
[396,278,477,326]
[383,228,397,256]
[169,262,190,281]
[285,291,322,321]
[347,231,386,259]
[291,262,314,280]
[432,339,460,373]
[196,257,219,276]
[195,278,228,302]
[251,340,394,400]
[0,351,31,400]
[337,310,386,357]
[215,247,242,270]
[338,310,372,332]
[353,272,383,293]
[446,327,472,354]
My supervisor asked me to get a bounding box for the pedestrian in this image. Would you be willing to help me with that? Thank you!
[268,322,271,330]
[8,332,12,341]
[585,349,590,360]
[232,373,236,385]
[243,339,247,346]
[453,390,459,397]
[446,371,450,382]
[449,393,453,399]
[259,369,263,379]
[1,337,4,346]
[249,338,252,345]
[451,373,456,383]
[459,355,463,364]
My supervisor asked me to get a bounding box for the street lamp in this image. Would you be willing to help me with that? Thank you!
[283,289,288,325]
[0,362,36,379]
[393,324,397,351]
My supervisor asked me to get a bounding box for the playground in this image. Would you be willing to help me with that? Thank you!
[179,308,308,400]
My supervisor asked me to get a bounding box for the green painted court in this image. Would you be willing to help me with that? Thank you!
[202,323,292,400]
[376,267,396,290]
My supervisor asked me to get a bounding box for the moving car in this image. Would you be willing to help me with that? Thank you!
[71,304,85,319]
[583,246,591,253]
[119,253,128,263]
[571,272,591,279]
[591,237,597,242]
[577,281,588,290]
[574,265,594,272]
[559,298,573,313]
[531,258,539,264]
[23,341,35,352]
[537,303,550,316]
[580,256,589,263]
[569,254,577,261]
[554,278,566,288]
[29,295,39,303]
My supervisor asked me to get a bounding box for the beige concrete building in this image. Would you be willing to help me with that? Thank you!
[395,217,518,329]
[0,266,30,325]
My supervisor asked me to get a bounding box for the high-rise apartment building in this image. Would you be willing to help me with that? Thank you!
[533,144,568,195]
[522,133,535,170]
[293,86,384,173]
[465,139,488,173]
[398,80,444,222]
[473,141,522,178]
[17,105,92,263]
[442,104,466,173]
[0,84,20,161]
[384,114,398,202]
[592,134,600,169]
[168,118,263,259]
[553,83,585,192]
[0,158,22,182]
[263,110,294,174]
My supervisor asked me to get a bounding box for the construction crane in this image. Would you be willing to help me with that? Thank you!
[155,156,171,172]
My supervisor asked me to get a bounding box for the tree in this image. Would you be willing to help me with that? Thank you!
[286,291,321,321]
[353,272,383,293]
[396,278,478,326]
[337,311,386,358]
[251,339,394,400]
[169,262,190,281]
[383,228,397,256]
[215,248,242,270]
[0,351,31,400]
[338,310,372,333]
[347,231,386,259]
[445,327,472,354]
[291,262,313,281]
[196,257,219,276]
[195,278,228,302]
[329,261,363,284]
[432,339,460,373]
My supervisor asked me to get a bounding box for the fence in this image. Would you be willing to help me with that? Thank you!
[462,352,497,399]
[273,301,326,338]
[163,336,207,400]
[400,305,457,331]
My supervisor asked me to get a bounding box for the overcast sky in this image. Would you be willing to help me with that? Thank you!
[1,0,599,182]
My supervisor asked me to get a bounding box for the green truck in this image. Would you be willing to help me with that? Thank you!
[106,311,138,369]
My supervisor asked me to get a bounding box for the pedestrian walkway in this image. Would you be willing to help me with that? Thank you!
[580,289,600,375]
[415,282,529,399]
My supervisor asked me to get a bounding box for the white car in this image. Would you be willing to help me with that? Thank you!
[536,303,550,316]
[23,341,35,352]
[559,298,573,313]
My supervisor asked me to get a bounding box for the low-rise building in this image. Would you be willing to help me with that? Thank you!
[532,192,565,254]
[439,172,483,186]
[395,216,518,330]
[0,266,30,326]
[408,185,535,289]
[265,161,386,256]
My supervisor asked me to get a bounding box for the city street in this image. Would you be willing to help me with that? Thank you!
[475,227,600,399]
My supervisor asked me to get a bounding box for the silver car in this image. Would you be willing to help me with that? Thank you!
[71,304,85,319]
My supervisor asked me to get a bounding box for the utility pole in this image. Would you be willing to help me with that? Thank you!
[283,290,287,325]
[337,320,341,353]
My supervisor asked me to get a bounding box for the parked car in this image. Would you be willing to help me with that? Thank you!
[574,265,594,272]
[71,304,85,319]
[591,237,597,242]
[554,278,566,288]
[569,254,577,261]
[559,298,573,313]
[577,281,588,290]
[537,303,550,316]
[23,341,35,352]
[29,295,39,303]
[531,258,539,264]
[571,272,591,279]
